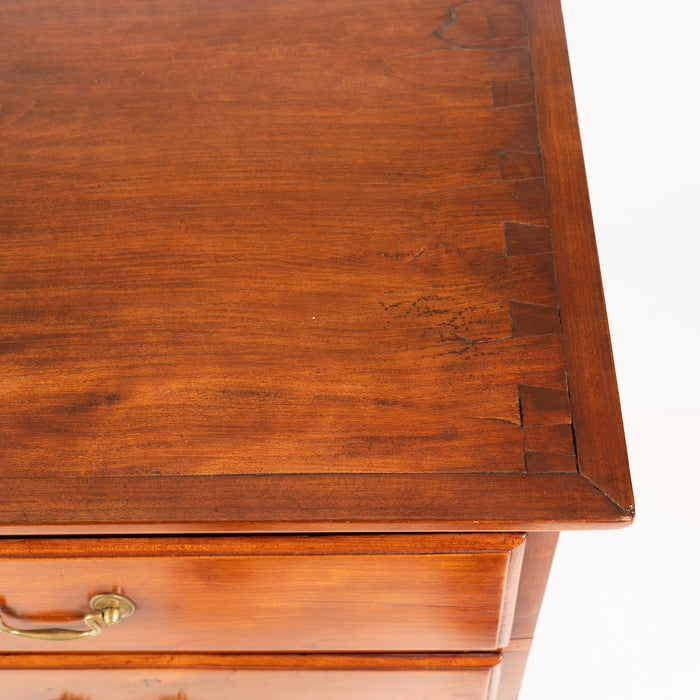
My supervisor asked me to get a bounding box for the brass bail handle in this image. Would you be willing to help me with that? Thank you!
[0,594,135,641]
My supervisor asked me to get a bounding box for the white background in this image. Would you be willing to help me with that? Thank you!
[520,1,700,698]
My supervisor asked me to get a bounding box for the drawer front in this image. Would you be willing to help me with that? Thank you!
[0,534,524,652]
[0,653,502,700]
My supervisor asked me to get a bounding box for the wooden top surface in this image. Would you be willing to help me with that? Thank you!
[0,0,633,532]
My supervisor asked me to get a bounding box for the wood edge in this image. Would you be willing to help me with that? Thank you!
[0,533,527,558]
[493,531,558,696]
[0,520,632,535]
[578,473,634,527]
[0,652,502,670]
[496,537,526,648]
[523,0,635,516]
[504,638,531,653]
[496,646,531,700]
[0,472,633,533]
[487,655,504,700]
[509,531,559,640]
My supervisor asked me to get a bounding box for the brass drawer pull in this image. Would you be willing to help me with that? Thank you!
[0,593,135,641]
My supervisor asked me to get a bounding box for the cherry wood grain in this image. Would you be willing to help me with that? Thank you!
[524,0,634,515]
[0,0,560,483]
[0,0,632,534]
[509,532,559,641]
[0,533,523,557]
[0,1,634,696]
[0,652,503,670]
[0,534,524,653]
[0,472,628,534]
[0,533,556,697]
[0,653,502,699]
[0,655,501,700]
[496,532,559,699]
[0,0,631,532]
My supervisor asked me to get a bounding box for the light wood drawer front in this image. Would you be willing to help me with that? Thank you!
[0,534,524,653]
[0,653,502,700]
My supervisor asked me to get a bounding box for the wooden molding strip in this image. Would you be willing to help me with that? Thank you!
[0,472,630,533]
[0,652,502,670]
[524,0,634,516]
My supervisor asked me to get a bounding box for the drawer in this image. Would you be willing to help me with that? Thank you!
[0,534,524,653]
[0,653,503,700]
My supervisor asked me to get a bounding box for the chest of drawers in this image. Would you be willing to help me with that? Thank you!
[0,0,633,697]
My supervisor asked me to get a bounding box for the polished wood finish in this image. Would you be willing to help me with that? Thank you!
[0,671,497,700]
[0,534,524,652]
[0,652,502,669]
[0,0,633,696]
[0,473,626,534]
[0,0,632,533]
[0,654,502,700]
[509,532,559,640]
[524,0,634,515]
[496,647,531,700]
[0,531,554,697]
[497,532,559,699]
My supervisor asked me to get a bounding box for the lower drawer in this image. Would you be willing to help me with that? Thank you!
[0,534,524,652]
[0,653,502,700]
